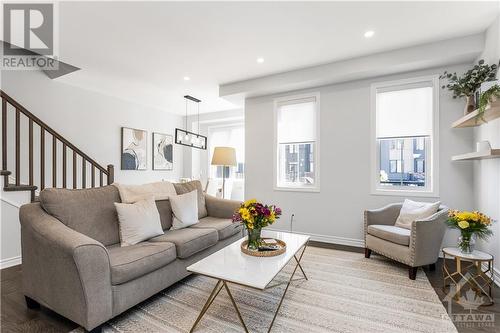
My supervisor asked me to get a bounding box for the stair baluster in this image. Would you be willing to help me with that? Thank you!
[0,90,114,202]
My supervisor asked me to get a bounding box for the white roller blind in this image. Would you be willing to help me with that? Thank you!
[277,97,317,143]
[376,86,433,138]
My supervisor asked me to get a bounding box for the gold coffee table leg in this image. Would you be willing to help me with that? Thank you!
[224,282,249,333]
[190,280,223,333]
[190,279,249,333]
[268,242,308,333]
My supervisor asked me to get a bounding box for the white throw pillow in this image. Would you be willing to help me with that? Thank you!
[114,197,164,246]
[113,181,176,203]
[169,190,199,230]
[394,199,441,229]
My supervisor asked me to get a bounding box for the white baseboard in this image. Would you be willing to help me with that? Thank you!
[265,228,364,248]
[0,256,22,269]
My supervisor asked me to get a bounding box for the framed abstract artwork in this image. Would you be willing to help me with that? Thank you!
[153,132,173,170]
[121,127,147,170]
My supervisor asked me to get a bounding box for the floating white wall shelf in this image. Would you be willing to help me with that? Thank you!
[452,149,500,161]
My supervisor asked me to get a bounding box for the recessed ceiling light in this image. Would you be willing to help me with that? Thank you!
[183,76,190,81]
[364,30,375,38]
[256,57,264,64]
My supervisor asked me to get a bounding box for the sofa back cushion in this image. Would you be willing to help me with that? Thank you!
[173,180,208,218]
[113,181,176,203]
[39,186,121,246]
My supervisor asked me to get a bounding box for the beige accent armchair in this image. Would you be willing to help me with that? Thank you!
[364,203,448,280]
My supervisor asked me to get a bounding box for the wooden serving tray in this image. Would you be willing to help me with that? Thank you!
[241,238,286,257]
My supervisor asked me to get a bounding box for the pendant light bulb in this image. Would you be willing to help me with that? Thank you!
[184,133,190,142]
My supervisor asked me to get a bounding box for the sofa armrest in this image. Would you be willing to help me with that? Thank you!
[410,208,449,266]
[20,203,112,331]
[364,203,402,229]
[204,194,241,219]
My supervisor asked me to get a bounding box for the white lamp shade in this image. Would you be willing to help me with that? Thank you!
[211,147,237,166]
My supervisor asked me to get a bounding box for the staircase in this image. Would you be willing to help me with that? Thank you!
[1,90,114,202]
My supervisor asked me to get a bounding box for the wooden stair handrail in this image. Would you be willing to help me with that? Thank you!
[0,90,109,174]
[1,90,114,201]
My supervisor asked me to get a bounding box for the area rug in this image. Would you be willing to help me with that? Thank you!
[73,246,457,333]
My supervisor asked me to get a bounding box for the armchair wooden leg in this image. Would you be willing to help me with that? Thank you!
[409,267,418,280]
[429,263,436,271]
[364,248,372,258]
[25,296,40,309]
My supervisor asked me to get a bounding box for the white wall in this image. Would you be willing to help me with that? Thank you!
[245,64,474,248]
[0,69,184,267]
[473,16,500,273]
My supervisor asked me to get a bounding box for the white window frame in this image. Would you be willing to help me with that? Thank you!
[273,92,320,192]
[370,75,439,197]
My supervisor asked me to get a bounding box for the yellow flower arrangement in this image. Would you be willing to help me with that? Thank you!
[232,199,283,250]
[233,199,282,231]
[446,209,494,253]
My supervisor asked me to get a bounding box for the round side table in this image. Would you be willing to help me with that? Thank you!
[442,247,494,306]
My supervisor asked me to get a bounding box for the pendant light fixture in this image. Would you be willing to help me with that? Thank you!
[175,95,207,150]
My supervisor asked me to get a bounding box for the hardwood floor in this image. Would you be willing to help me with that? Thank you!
[1,243,499,332]
[1,265,77,332]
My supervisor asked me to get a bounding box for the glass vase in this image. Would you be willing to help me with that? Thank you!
[458,234,475,254]
[247,228,262,251]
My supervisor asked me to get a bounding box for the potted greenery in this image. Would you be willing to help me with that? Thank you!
[440,60,497,115]
[477,84,500,121]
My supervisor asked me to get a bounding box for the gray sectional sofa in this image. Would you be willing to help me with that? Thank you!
[19,181,242,332]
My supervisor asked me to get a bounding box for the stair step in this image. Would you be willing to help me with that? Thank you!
[4,184,38,192]
[0,170,11,176]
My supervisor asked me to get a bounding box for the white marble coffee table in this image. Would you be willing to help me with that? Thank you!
[187,230,310,333]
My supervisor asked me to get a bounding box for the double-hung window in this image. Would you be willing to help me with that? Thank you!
[275,93,320,191]
[371,76,439,196]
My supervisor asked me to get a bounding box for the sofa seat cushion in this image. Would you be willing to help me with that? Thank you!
[107,242,176,285]
[190,217,242,240]
[149,228,218,259]
[367,225,411,246]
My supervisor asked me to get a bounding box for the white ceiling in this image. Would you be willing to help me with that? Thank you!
[56,1,499,115]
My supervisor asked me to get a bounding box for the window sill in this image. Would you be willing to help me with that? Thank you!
[274,186,320,193]
[371,188,439,198]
